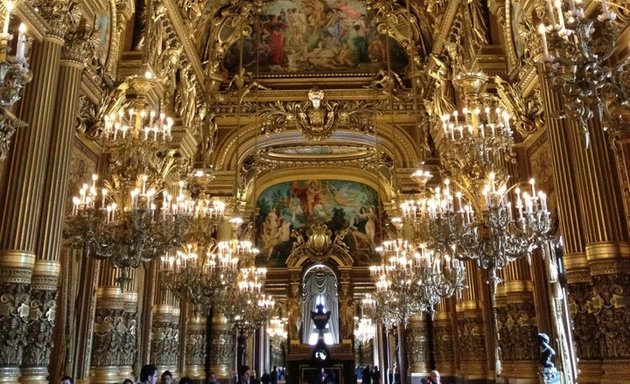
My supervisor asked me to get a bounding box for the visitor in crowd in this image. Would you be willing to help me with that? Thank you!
[207,371,220,384]
[238,365,252,384]
[261,370,270,384]
[421,370,441,384]
[179,377,193,384]
[60,376,73,384]
[122,379,134,384]
[361,365,371,384]
[371,366,381,384]
[140,364,159,384]
[270,366,278,384]
[162,371,173,384]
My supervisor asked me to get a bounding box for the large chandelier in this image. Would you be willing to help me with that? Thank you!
[422,174,552,288]
[354,317,376,345]
[65,77,187,287]
[365,238,465,326]
[537,0,630,145]
[0,1,31,162]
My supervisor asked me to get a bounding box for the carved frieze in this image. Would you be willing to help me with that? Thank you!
[208,327,234,367]
[406,321,428,366]
[569,274,630,360]
[496,302,538,361]
[21,288,57,367]
[34,0,82,39]
[0,282,30,366]
[61,26,100,66]
[456,316,486,361]
[185,327,206,366]
[433,322,454,363]
[90,307,137,367]
[150,319,179,366]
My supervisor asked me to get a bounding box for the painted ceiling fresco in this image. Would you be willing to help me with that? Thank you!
[255,179,384,266]
[223,0,408,75]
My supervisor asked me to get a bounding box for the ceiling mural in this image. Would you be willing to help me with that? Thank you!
[255,179,383,267]
[222,0,408,75]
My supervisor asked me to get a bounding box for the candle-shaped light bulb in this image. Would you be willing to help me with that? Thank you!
[530,178,536,196]
[555,0,565,29]
[538,24,550,58]
[2,1,13,35]
[16,22,25,61]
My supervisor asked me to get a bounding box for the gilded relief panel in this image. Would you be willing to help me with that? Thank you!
[255,180,383,266]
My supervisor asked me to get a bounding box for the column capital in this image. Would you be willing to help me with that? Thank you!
[36,0,82,40]
[60,26,98,66]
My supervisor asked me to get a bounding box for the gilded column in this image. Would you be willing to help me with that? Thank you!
[21,27,94,384]
[567,116,630,382]
[494,261,538,383]
[0,31,62,384]
[89,266,137,384]
[0,252,35,383]
[432,301,455,378]
[405,313,429,384]
[150,303,180,377]
[185,310,207,380]
[455,261,487,381]
[208,313,234,380]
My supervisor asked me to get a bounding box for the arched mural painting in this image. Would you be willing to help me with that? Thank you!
[223,0,409,75]
[255,180,383,266]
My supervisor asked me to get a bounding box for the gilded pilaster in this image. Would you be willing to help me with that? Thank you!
[405,313,429,382]
[0,252,35,383]
[208,313,234,379]
[185,312,207,380]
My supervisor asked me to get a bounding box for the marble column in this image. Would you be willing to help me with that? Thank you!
[0,32,63,383]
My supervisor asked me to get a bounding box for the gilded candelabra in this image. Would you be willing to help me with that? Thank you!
[65,78,188,287]
[0,1,31,161]
[538,0,630,146]
[365,238,466,326]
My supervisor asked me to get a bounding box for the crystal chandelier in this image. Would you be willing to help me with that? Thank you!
[424,174,552,289]
[65,77,187,288]
[268,316,288,340]
[439,72,515,179]
[537,0,630,145]
[365,238,465,326]
[0,1,31,161]
[354,317,376,345]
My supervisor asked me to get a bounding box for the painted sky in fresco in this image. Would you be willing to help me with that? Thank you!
[255,180,383,266]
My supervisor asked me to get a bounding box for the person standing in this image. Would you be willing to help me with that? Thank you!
[140,365,159,384]
[207,372,220,384]
[59,376,73,384]
[371,366,381,384]
[161,371,173,384]
[362,366,371,384]
[421,370,441,384]
[270,366,278,384]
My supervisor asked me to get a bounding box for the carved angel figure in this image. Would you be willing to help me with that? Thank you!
[365,69,407,100]
[225,67,270,104]
[494,75,543,135]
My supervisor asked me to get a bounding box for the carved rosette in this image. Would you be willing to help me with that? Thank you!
[150,312,179,367]
[496,302,538,361]
[569,274,630,360]
[456,316,486,362]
